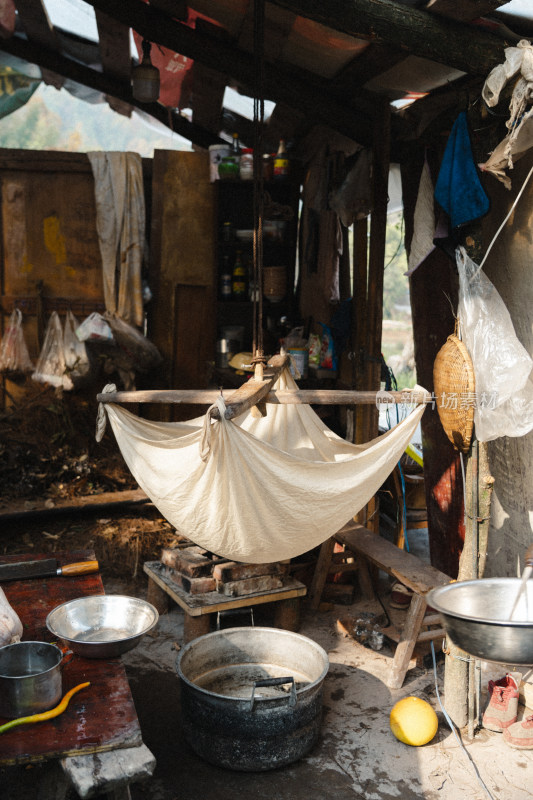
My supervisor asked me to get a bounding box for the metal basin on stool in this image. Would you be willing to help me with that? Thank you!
[176,626,329,771]
[427,578,533,664]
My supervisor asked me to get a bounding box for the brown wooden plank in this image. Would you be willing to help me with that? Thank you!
[0,489,149,524]
[143,561,306,616]
[95,9,133,117]
[0,552,142,766]
[335,521,451,595]
[15,0,59,50]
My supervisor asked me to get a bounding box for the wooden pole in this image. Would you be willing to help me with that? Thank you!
[354,98,390,534]
[96,388,432,406]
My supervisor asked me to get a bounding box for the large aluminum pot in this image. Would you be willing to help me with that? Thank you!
[0,641,69,718]
[176,626,329,771]
[427,578,533,664]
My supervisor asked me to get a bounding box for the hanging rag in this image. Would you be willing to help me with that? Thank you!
[434,112,490,230]
[87,152,145,328]
[97,368,426,563]
[405,158,436,276]
[480,40,533,188]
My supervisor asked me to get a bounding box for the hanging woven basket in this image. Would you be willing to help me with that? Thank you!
[433,328,475,454]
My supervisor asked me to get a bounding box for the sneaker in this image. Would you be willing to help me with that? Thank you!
[503,715,533,749]
[482,672,522,732]
[389,582,413,610]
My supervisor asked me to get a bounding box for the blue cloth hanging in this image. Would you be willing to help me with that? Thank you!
[434,112,489,230]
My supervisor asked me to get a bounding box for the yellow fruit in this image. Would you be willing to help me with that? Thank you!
[390,696,438,746]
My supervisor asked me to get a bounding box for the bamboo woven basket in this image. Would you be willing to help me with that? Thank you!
[433,330,475,454]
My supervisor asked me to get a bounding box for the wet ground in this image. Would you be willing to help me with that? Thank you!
[1,521,532,799]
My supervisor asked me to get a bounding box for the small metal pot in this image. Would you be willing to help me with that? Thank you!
[0,641,70,719]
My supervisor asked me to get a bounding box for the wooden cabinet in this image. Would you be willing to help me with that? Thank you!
[214,178,300,353]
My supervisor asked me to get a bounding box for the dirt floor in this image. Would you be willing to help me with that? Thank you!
[1,387,533,799]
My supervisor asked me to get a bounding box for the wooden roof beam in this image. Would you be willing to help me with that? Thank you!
[268,0,512,76]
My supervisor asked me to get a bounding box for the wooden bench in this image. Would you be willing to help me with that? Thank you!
[334,521,451,689]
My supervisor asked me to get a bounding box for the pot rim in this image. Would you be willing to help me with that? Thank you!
[0,640,63,680]
[176,626,329,702]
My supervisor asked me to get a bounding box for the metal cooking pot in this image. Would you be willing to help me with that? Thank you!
[0,641,71,719]
[176,626,329,771]
[427,578,533,664]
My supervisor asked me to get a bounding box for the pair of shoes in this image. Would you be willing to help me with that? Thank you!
[482,672,522,732]
[389,582,413,610]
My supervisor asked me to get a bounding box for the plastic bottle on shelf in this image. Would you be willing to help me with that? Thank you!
[273,139,290,181]
[232,132,241,166]
[240,148,254,180]
[231,251,247,300]
[220,255,232,301]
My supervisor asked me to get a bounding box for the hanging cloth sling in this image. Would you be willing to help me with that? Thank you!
[97,368,425,563]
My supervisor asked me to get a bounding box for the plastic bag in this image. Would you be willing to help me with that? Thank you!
[32,311,73,391]
[457,246,533,441]
[76,312,113,342]
[0,308,34,374]
[319,323,338,371]
[63,310,91,386]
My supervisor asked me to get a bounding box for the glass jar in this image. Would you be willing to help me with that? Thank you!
[239,149,254,180]
[218,156,239,180]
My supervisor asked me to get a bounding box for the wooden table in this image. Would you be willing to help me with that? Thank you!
[144,560,307,642]
[0,551,155,798]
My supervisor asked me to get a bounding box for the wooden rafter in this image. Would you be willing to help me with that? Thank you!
[15,0,62,88]
[95,10,133,118]
[268,0,511,76]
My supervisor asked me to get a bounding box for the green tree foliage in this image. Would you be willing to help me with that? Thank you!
[0,84,190,156]
[383,213,410,320]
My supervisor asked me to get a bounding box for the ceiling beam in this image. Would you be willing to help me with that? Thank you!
[268,0,511,76]
[82,0,377,146]
[0,34,223,150]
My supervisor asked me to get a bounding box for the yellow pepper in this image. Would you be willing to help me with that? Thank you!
[0,681,90,735]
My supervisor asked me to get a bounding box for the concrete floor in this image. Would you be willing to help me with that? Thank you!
[3,531,533,799]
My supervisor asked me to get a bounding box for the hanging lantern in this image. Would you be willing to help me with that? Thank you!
[131,40,160,103]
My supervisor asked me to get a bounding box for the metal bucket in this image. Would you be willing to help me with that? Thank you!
[176,626,329,771]
[0,641,68,718]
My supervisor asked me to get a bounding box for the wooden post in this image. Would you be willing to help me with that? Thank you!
[355,98,391,535]
[443,441,476,730]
